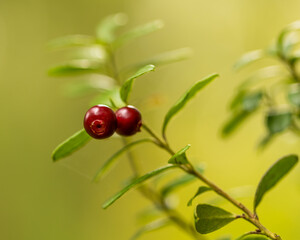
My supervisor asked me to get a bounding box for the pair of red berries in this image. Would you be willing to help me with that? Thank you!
[84,105,142,139]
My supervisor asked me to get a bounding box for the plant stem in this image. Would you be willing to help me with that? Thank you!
[139,184,203,239]
[106,45,122,85]
[142,123,281,240]
[108,47,203,239]
[142,124,175,155]
[120,137,202,239]
[278,52,300,82]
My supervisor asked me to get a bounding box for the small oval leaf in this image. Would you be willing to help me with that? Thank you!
[216,236,232,240]
[222,111,251,137]
[194,204,236,234]
[235,233,269,240]
[237,66,284,91]
[233,50,265,71]
[130,218,170,240]
[242,91,263,111]
[52,129,91,161]
[288,83,300,106]
[187,186,212,206]
[63,76,115,98]
[160,174,195,197]
[113,20,164,48]
[229,90,247,110]
[48,59,103,76]
[265,110,292,134]
[96,13,128,43]
[160,165,205,197]
[102,165,177,209]
[120,64,155,103]
[162,73,218,137]
[254,154,298,211]
[237,236,269,240]
[93,139,153,182]
[277,20,300,55]
[123,48,192,75]
[47,35,96,50]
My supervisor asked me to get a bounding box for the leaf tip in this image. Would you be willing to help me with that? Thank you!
[51,148,59,162]
[101,202,109,210]
[51,154,57,162]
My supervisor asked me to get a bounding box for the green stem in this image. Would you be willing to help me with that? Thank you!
[278,52,300,83]
[142,124,281,240]
[121,137,141,178]
[108,46,203,240]
[120,138,202,239]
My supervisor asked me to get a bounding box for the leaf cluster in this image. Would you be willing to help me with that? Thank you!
[223,21,300,148]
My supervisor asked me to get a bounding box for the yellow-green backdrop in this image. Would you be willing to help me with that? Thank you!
[0,0,299,239]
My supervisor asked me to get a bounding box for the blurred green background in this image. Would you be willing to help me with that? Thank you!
[1,0,300,239]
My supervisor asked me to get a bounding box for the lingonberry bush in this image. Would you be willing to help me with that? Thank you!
[223,21,300,148]
[50,14,298,240]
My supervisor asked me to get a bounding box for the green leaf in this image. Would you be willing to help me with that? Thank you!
[257,134,274,150]
[187,186,212,206]
[63,81,102,98]
[47,35,96,49]
[254,154,298,211]
[62,76,114,98]
[168,144,191,164]
[236,234,269,240]
[96,13,128,43]
[289,50,300,64]
[137,207,163,224]
[113,20,164,48]
[162,73,218,137]
[288,83,300,106]
[102,165,177,209]
[222,111,251,136]
[52,129,91,161]
[229,90,247,110]
[68,45,107,60]
[237,66,284,91]
[123,48,192,75]
[152,163,205,186]
[216,236,231,240]
[130,218,170,240]
[281,32,300,58]
[229,91,263,112]
[233,50,265,71]
[194,204,236,234]
[265,110,292,134]
[160,173,196,197]
[242,91,263,111]
[277,20,300,55]
[48,59,103,76]
[93,139,153,182]
[207,186,254,205]
[215,236,232,240]
[120,64,155,103]
[90,87,124,108]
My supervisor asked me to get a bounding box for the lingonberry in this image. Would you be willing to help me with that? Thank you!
[115,106,142,136]
[84,105,117,139]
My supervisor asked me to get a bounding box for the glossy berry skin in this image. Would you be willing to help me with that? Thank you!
[115,106,142,136]
[84,105,117,139]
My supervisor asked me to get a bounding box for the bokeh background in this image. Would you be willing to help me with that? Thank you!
[1,0,300,239]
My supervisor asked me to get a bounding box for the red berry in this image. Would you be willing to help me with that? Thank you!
[115,106,142,136]
[84,105,117,139]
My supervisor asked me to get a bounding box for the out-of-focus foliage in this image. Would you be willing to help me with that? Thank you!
[223,21,300,148]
